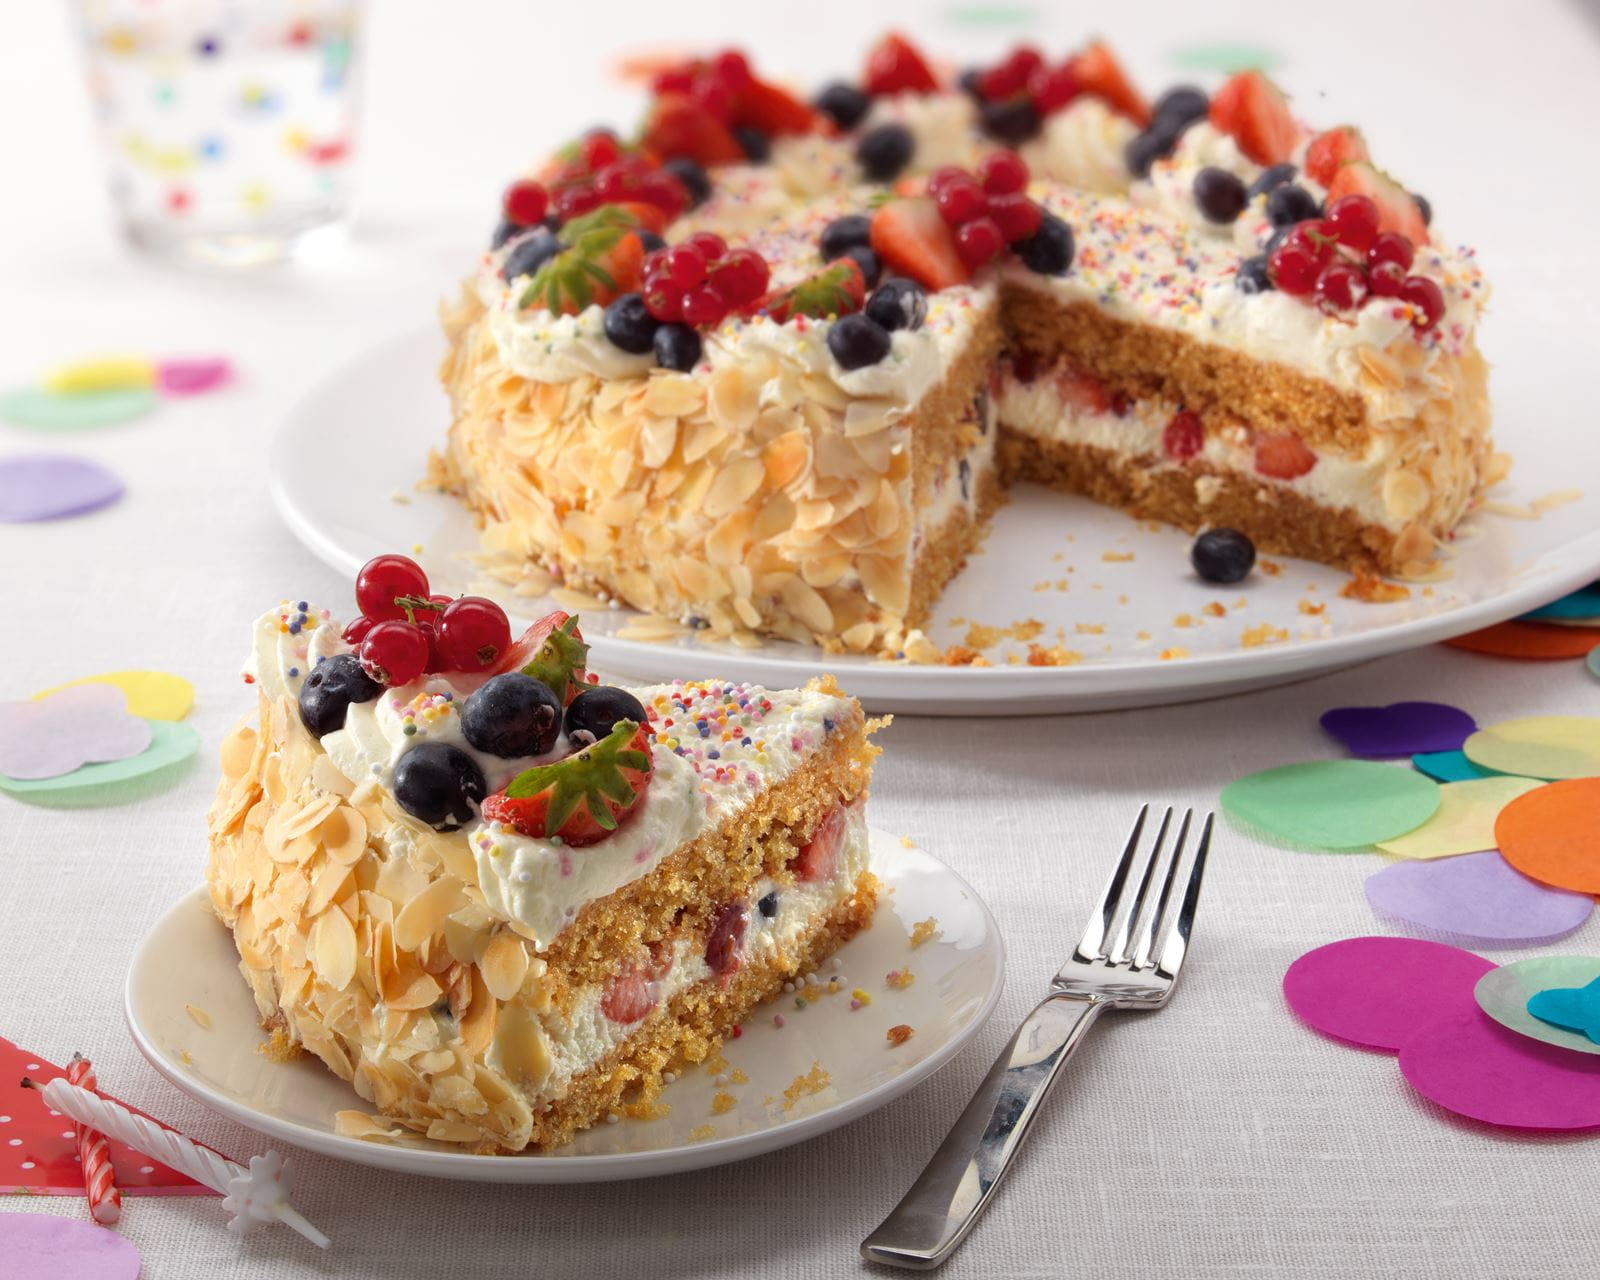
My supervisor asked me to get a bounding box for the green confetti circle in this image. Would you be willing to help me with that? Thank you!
[1588,647,1600,682]
[0,386,157,429]
[1475,957,1600,1057]
[1169,42,1284,74]
[0,720,199,807]
[1221,760,1440,849]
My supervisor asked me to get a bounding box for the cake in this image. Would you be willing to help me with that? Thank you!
[433,34,1493,659]
[204,553,881,1151]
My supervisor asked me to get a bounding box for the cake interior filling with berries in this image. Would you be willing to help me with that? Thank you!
[206,565,881,1152]
[436,33,1494,655]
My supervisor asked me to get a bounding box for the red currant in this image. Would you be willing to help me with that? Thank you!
[359,620,429,686]
[1268,243,1321,296]
[1284,221,1337,267]
[637,171,688,219]
[979,47,1041,100]
[1314,263,1368,314]
[690,73,732,122]
[1162,410,1203,462]
[502,180,549,228]
[926,166,970,197]
[552,184,601,223]
[977,150,1030,196]
[341,615,374,646]
[644,280,685,323]
[684,231,728,261]
[1323,195,1379,253]
[1028,63,1080,114]
[989,193,1042,243]
[354,554,429,622]
[419,620,444,673]
[708,248,770,306]
[712,49,753,91]
[580,130,622,173]
[1367,260,1407,298]
[934,178,987,227]
[1367,232,1415,271]
[594,161,640,201]
[1399,275,1445,330]
[436,596,512,672]
[659,246,708,290]
[681,282,731,327]
[653,67,694,95]
[955,216,1005,267]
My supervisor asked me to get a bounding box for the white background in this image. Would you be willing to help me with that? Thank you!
[4,2,1600,1276]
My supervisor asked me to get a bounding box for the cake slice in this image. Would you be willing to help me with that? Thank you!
[205,556,881,1151]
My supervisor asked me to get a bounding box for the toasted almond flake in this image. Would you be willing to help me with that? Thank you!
[311,907,358,990]
[480,933,531,1002]
[219,727,258,781]
[311,753,356,798]
[394,878,468,952]
[185,1003,212,1029]
[319,805,368,865]
[702,456,766,519]
[281,793,340,841]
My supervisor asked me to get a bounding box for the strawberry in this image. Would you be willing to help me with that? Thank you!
[1304,126,1369,189]
[703,902,749,978]
[481,720,653,845]
[1325,162,1429,246]
[864,32,939,97]
[731,77,818,137]
[641,92,744,167]
[757,258,866,323]
[611,200,670,234]
[518,206,646,315]
[600,948,672,1023]
[1055,369,1111,415]
[1067,40,1150,127]
[491,610,590,702]
[870,197,971,291]
[1207,70,1298,167]
[1253,431,1317,480]
[790,804,848,883]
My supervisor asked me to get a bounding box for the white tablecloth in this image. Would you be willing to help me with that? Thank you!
[4,2,1599,1276]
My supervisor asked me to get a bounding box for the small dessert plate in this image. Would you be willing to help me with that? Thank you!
[125,830,1004,1183]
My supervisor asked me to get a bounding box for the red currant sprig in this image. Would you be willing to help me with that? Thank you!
[1265,196,1442,329]
[927,153,1044,268]
[642,235,770,328]
[348,554,512,685]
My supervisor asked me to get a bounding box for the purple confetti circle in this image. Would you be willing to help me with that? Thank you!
[0,454,124,523]
[1320,701,1478,758]
[1366,851,1594,946]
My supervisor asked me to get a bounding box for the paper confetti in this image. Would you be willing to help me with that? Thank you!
[1463,716,1600,780]
[1320,701,1476,758]
[0,685,150,780]
[1281,937,1494,1051]
[32,670,194,722]
[0,454,124,522]
[1528,978,1600,1046]
[1365,852,1592,945]
[1475,957,1600,1056]
[0,718,199,805]
[1495,779,1600,894]
[42,355,155,393]
[1222,761,1439,849]
[1590,647,1600,683]
[3,1214,142,1280]
[1445,620,1600,659]
[0,387,158,429]
[157,356,233,395]
[1520,583,1600,623]
[1374,776,1542,860]
[1411,749,1508,784]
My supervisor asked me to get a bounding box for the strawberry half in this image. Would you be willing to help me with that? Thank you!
[1304,126,1369,189]
[1325,162,1429,246]
[1207,70,1298,167]
[789,803,848,883]
[642,92,745,167]
[1056,369,1111,416]
[481,720,653,845]
[1253,431,1317,480]
[870,197,971,292]
[1068,40,1150,126]
[864,32,939,97]
[757,257,866,323]
[731,77,818,137]
[491,610,590,703]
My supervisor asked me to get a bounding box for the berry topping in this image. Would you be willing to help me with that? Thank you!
[494,610,590,700]
[490,217,519,251]
[482,719,653,845]
[341,615,374,646]
[602,292,660,354]
[1265,183,1321,228]
[757,891,778,919]
[1235,254,1273,294]
[1253,431,1317,480]
[461,673,564,759]
[1207,70,1297,166]
[863,32,940,97]
[502,179,549,228]
[1367,232,1415,271]
[681,282,730,326]
[1267,241,1320,296]
[840,245,883,288]
[988,193,1043,243]
[827,313,893,370]
[977,45,1043,102]
[1013,212,1074,275]
[1193,167,1248,223]
[976,149,1029,196]
[857,122,916,181]
[704,902,749,978]
[934,175,987,226]
[815,81,870,130]
[520,206,647,316]
[1399,275,1445,330]
[864,277,928,332]
[733,125,771,162]
[1069,40,1150,125]
[1323,194,1380,253]
[435,596,512,672]
[707,247,770,306]
[1304,126,1369,188]
[1247,162,1297,199]
[1124,126,1181,179]
[359,620,430,687]
[1325,162,1430,245]
[642,93,744,167]
[501,229,562,283]
[297,653,382,738]
[760,257,867,322]
[978,97,1040,146]
[1152,85,1208,129]
[654,322,703,371]
[1162,410,1204,462]
[1314,263,1368,314]
[790,803,848,882]
[662,157,711,209]
[1413,193,1432,228]
[819,214,873,262]
[393,742,488,832]
[1191,528,1256,584]
[954,215,1005,267]
[579,129,622,172]
[355,553,430,622]
[565,684,650,748]
[1027,62,1082,115]
[1367,260,1408,298]
[870,196,971,290]
[728,73,817,138]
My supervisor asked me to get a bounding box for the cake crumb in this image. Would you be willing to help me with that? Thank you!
[704,1050,730,1076]
[885,969,915,990]
[1230,596,1248,611]
[1025,644,1084,667]
[887,1025,915,1047]
[1158,647,1189,661]
[256,1027,302,1062]
[179,1050,193,1066]
[941,645,990,667]
[1297,599,1327,616]
[1202,601,1227,618]
[1102,551,1134,563]
[1341,572,1411,603]
[782,1061,831,1110]
[1172,613,1196,629]
[898,834,914,848]
[1074,622,1105,635]
[910,917,940,949]
[388,489,412,506]
[184,1003,212,1030]
[689,1124,716,1141]
[624,1100,670,1121]
[711,1092,737,1115]
[728,1068,748,1085]
[1240,624,1289,648]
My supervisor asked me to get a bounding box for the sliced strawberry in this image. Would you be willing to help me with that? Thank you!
[790,803,848,883]
[1207,70,1298,167]
[1304,125,1369,189]
[491,610,590,702]
[870,197,971,292]
[1056,369,1111,416]
[704,903,749,979]
[481,721,653,845]
[1067,40,1150,127]
[611,200,669,234]
[600,963,659,1024]
[1325,162,1429,246]
[642,92,744,167]
[1253,431,1317,480]
[731,77,818,137]
[519,207,647,316]
[756,258,866,323]
[864,32,939,97]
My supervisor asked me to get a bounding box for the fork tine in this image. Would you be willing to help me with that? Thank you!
[1074,804,1148,962]
[1132,809,1191,971]
[1156,811,1213,977]
[1104,807,1172,965]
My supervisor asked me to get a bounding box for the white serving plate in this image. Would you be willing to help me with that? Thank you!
[270,328,1600,715]
[125,830,1004,1183]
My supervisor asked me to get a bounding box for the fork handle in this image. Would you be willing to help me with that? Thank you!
[860,994,1106,1270]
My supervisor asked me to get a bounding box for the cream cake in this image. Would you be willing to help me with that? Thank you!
[433,33,1493,658]
[205,555,880,1151]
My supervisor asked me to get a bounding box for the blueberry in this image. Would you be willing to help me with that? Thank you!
[602,292,660,355]
[638,229,667,253]
[1235,254,1273,294]
[393,742,487,831]
[1193,167,1248,223]
[654,323,702,372]
[980,97,1040,145]
[501,229,561,282]
[958,67,984,100]
[663,158,711,209]
[1264,223,1292,255]
[864,276,928,332]
[1413,192,1432,227]
[1191,528,1256,584]
[819,214,873,262]
[461,672,563,758]
[757,891,778,919]
[1153,85,1208,128]
[733,125,771,163]
[564,685,649,747]
[814,81,870,130]
[827,314,892,370]
[1248,163,1297,199]
[856,123,915,181]
[840,244,883,288]
[1014,213,1074,275]
[1265,184,1321,228]
[1124,121,1185,179]
[297,654,381,738]
[490,216,519,250]
[959,457,971,502]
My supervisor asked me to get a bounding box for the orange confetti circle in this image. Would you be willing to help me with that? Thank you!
[1495,778,1600,893]
[1445,621,1600,660]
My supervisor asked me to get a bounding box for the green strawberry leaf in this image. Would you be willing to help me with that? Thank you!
[519,205,642,313]
[503,718,650,837]
[520,613,589,696]
[767,260,864,320]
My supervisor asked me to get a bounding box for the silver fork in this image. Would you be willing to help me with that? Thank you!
[860,805,1213,1271]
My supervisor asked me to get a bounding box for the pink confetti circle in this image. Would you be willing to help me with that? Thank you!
[4,1212,141,1280]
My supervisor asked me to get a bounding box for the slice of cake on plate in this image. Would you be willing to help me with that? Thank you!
[205,554,881,1152]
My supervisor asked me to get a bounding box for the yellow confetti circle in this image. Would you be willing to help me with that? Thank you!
[33,670,193,722]
[1463,716,1600,780]
[1375,776,1543,860]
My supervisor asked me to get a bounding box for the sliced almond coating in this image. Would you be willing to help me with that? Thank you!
[306,859,354,917]
[281,793,340,841]
[334,1111,404,1142]
[385,966,443,1013]
[458,965,497,1059]
[311,753,356,798]
[480,933,530,1002]
[262,754,287,805]
[426,1118,485,1144]
[393,877,468,951]
[318,804,368,865]
[311,907,358,991]
[219,726,259,781]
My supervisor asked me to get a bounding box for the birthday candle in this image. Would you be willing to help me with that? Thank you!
[64,1055,121,1225]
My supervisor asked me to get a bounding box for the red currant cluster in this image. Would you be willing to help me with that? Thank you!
[973,45,1080,115]
[1268,195,1445,330]
[927,151,1044,267]
[641,232,771,327]
[651,49,754,120]
[502,131,690,233]
[343,555,512,687]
